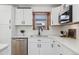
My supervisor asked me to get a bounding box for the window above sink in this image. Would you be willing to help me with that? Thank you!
[33,12,51,30]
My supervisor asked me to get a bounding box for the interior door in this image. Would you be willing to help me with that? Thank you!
[0,25,11,54]
[0,5,12,55]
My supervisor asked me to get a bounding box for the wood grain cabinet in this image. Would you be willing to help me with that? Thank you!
[11,38,28,55]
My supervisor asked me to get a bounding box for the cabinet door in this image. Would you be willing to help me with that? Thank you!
[73,5,79,22]
[15,9,24,25]
[50,40,59,55]
[56,42,75,55]
[61,46,76,55]
[51,7,60,25]
[40,43,51,55]
[28,42,39,55]
[0,5,12,24]
[24,9,32,25]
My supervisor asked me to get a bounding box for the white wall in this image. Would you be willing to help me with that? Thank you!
[32,6,52,12]
[14,25,61,37]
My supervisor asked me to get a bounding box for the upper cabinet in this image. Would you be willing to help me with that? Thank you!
[15,7,32,25]
[60,5,70,15]
[51,7,60,25]
[24,9,32,25]
[15,9,24,25]
[0,5,12,25]
[73,5,79,23]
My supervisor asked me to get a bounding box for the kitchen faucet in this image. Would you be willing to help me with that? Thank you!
[38,26,43,36]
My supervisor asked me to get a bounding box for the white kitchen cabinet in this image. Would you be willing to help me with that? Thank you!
[55,41,76,55]
[28,38,50,55]
[28,42,40,55]
[15,9,24,25]
[51,7,60,25]
[50,40,59,55]
[73,5,79,22]
[15,8,32,25]
[60,5,70,15]
[40,43,52,55]
[28,38,76,55]
[24,9,32,25]
[0,5,12,25]
[49,39,76,55]
[28,42,51,55]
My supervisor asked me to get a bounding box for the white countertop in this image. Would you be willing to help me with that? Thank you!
[0,43,8,51]
[49,36,79,54]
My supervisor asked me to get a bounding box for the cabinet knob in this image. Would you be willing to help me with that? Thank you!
[59,53,63,55]
[9,20,11,24]
[37,39,41,41]
[57,44,61,47]
[9,26,11,29]
[53,41,55,43]
[37,44,41,48]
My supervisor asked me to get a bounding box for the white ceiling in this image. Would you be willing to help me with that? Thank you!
[11,4,61,7]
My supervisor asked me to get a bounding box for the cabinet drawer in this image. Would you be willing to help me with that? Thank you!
[28,38,50,43]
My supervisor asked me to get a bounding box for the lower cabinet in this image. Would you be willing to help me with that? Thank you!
[56,42,76,55]
[28,43,40,55]
[28,39,76,55]
[28,42,51,55]
[39,43,52,55]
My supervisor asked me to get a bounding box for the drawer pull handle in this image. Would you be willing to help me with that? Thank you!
[53,41,55,43]
[57,44,61,47]
[37,44,41,48]
[60,53,63,55]
[51,44,53,48]
[9,26,11,29]
[37,40,41,41]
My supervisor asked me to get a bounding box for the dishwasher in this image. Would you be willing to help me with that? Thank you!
[11,37,28,55]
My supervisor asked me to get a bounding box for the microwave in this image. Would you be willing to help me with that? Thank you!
[60,15,69,20]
